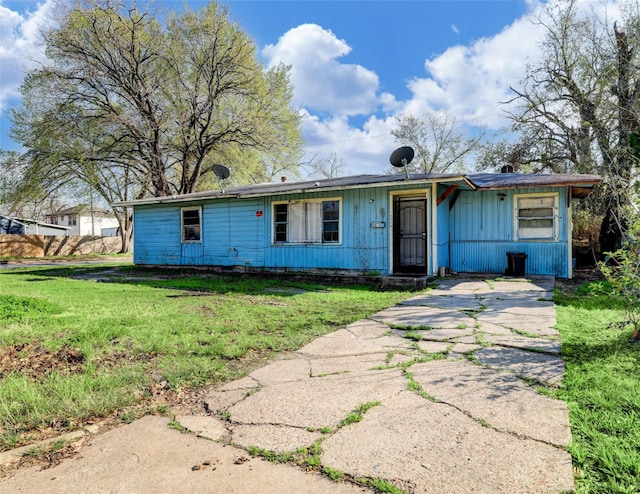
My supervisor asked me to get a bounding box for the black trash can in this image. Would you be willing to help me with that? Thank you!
[506,252,527,277]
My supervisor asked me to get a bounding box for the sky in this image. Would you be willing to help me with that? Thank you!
[0,0,622,177]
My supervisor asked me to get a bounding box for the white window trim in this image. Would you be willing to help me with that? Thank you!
[272,198,342,245]
[513,192,559,241]
[181,206,202,244]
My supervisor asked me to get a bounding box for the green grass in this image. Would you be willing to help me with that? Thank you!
[0,264,412,451]
[554,287,640,494]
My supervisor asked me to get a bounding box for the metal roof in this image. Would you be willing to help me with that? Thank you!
[112,172,601,207]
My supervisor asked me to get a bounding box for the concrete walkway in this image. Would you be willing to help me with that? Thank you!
[1,276,574,493]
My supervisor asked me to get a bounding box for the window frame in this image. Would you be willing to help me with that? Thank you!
[513,192,559,241]
[272,198,342,245]
[181,206,202,244]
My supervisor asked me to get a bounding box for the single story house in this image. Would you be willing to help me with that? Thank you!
[0,214,71,236]
[46,205,119,236]
[113,172,600,279]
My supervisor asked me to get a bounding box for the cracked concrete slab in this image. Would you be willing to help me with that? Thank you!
[1,416,363,494]
[296,325,404,357]
[176,415,228,441]
[371,306,477,329]
[401,293,481,311]
[394,327,475,341]
[410,360,571,446]
[475,312,558,337]
[484,334,561,354]
[474,346,566,385]
[249,359,311,386]
[321,391,574,494]
[310,353,388,375]
[227,368,406,431]
[231,424,322,452]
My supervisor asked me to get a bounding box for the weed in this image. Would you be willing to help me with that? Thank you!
[338,401,382,428]
[368,478,407,493]
[322,466,345,481]
[404,332,422,342]
[456,323,468,329]
[167,420,189,433]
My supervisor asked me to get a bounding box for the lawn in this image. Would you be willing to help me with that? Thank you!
[0,263,412,451]
[554,284,640,494]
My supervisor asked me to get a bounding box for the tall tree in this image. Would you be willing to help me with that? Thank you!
[8,0,302,250]
[391,111,483,174]
[504,0,640,250]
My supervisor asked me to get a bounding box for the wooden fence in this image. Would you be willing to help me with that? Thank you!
[0,234,122,258]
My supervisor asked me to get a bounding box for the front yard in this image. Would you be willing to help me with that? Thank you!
[0,263,638,492]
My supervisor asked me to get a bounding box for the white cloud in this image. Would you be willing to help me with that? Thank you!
[0,0,54,114]
[262,23,382,116]
[451,23,459,34]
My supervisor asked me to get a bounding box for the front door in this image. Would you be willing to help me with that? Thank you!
[393,198,427,274]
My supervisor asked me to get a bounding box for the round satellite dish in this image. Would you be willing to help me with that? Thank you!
[390,146,415,168]
[212,164,230,179]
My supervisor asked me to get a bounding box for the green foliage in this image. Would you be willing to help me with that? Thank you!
[598,213,640,341]
[0,295,61,324]
[555,288,640,493]
[8,0,302,216]
[338,401,382,428]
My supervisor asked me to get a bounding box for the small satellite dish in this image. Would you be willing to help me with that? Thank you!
[212,164,230,180]
[389,146,414,179]
[212,164,230,192]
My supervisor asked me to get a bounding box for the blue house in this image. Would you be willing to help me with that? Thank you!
[114,172,600,279]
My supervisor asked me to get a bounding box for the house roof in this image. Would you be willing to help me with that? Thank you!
[48,205,113,217]
[112,172,601,207]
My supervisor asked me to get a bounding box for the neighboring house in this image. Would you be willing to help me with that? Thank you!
[113,172,600,279]
[46,206,119,236]
[0,214,71,236]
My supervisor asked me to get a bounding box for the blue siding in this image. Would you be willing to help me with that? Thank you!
[133,205,182,265]
[449,187,570,277]
[436,185,451,272]
[264,187,391,273]
[131,182,573,278]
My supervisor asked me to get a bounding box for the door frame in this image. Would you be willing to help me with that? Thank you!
[389,189,431,275]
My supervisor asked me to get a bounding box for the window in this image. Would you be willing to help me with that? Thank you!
[514,194,558,240]
[68,214,77,226]
[181,206,202,243]
[273,199,341,244]
[49,216,58,225]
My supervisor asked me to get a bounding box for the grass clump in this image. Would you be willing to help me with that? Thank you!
[338,401,382,428]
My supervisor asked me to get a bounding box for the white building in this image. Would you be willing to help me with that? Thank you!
[46,206,119,236]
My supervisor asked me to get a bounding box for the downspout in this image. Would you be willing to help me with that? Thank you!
[431,182,438,276]
[568,187,573,279]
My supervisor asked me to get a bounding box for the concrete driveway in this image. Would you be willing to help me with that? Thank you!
[1,276,574,493]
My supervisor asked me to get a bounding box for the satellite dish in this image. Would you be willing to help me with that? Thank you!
[212,164,230,180]
[389,146,414,179]
[212,164,230,192]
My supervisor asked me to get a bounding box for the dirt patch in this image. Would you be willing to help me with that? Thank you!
[555,267,605,293]
[0,343,85,381]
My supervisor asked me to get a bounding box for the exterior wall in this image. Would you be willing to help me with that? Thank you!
[435,184,452,274]
[449,187,570,277]
[0,235,121,257]
[132,183,430,275]
[77,216,119,236]
[263,187,391,273]
[131,183,573,278]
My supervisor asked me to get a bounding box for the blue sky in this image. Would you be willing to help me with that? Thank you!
[0,1,621,176]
